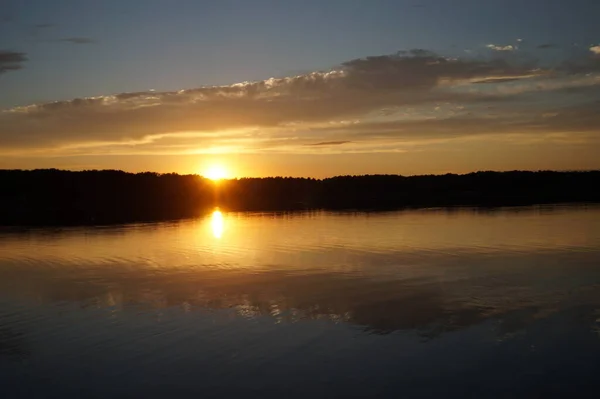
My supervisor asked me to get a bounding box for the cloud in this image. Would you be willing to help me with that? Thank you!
[0,50,27,74]
[470,77,525,84]
[307,141,352,146]
[43,101,600,157]
[559,49,600,74]
[1,48,599,156]
[56,37,95,44]
[486,44,516,52]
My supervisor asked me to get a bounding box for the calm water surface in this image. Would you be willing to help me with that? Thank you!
[1,205,600,398]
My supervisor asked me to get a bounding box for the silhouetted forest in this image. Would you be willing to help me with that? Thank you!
[1,169,599,225]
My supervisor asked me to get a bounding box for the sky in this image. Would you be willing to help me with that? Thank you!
[1,0,600,177]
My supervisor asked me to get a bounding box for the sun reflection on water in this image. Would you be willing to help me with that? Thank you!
[211,209,224,239]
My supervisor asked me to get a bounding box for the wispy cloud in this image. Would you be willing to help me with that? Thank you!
[0,50,27,74]
[470,77,528,84]
[307,141,352,146]
[590,45,600,55]
[55,37,96,45]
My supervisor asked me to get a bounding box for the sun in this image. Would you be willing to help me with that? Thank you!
[204,164,228,181]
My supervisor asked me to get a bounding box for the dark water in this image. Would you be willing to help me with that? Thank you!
[1,205,600,398]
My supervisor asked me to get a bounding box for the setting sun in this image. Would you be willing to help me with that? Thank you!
[204,165,228,181]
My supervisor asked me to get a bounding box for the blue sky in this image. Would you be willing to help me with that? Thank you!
[3,0,598,107]
[1,0,600,176]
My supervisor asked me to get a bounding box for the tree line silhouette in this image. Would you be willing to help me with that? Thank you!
[0,169,598,225]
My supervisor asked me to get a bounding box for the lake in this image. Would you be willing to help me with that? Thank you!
[1,205,600,398]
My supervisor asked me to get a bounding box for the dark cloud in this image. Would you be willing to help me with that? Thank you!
[56,37,95,44]
[0,50,27,74]
[559,54,600,74]
[337,51,533,93]
[537,43,558,49]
